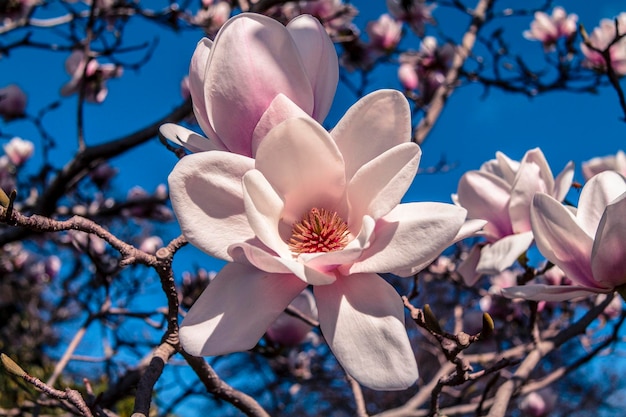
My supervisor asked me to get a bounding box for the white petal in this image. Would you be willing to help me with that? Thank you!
[501,284,602,301]
[577,170,626,237]
[332,90,413,181]
[552,160,575,202]
[180,263,307,356]
[476,231,534,274]
[315,273,418,390]
[591,192,626,288]
[168,151,254,261]
[347,142,421,226]
[159,123,221,153]
[242,169,290,256]
[350,203,467,276]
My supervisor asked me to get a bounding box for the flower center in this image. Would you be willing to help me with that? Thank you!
[288,208,350,254]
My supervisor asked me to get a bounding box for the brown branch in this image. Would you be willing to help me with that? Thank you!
[182,352,271,417]
[414,0,495,144]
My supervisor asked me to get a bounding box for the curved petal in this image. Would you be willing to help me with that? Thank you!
[458,244,484,286]
[577,170,626,237]
[348,142,421,226]
[286,14,338,121]
[454,219,487,241]
[255,117,346,224]
[205,13,314,156]
[491,151,519,184]
[509,159,544,233]
[591,192,626,288]
[456,171,513,240]
[188,38,224,148]
[315,273,418,390]
[230,241,337,286]
[242,169,290,256]
[180,263,307,356]
[250,94,310,157]
[159,123,222,153]
[530,193,598,289]
[348,202,467,276]
[475,231,534,274]
[552,160,575,202]
[501,284,602,302]
[521,148,555,194]
[168,151,254,261]
[332,90,413,181]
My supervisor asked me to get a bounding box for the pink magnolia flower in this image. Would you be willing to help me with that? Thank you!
[455,148,574,284]
[3,137,34,166]
[397,37,454,102]
[0,84,27,121]
[519,389,557,417]
[192,0,231,37]
[169,90,481,390]
[523,7,578,48]
[386,0,435,37]
[160,13,338,158]
[285,0,357,36]
[266,289,318,346]
[582,150,626,180]
[60,50,123,103]
[366,14,402,53]
[503,171,626,301]
[580,13,626,76]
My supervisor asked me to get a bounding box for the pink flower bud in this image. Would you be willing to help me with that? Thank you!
[366,14,402,52]
[0,84,27,121]
[398,63,418,90]
[266,290,318,346]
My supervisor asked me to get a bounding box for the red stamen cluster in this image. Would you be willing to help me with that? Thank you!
[288,208,350,254]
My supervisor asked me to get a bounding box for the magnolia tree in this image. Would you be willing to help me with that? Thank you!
[1,0,626,416]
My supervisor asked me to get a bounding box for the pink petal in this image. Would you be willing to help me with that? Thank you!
[204,13,314,156]
[255,117,346,224]
[188,38,225,148]
[591,192,626,288]
[521,148,555,194]
[168,151,254,261]
[348,202,466,276]
[453,219,487,241]
[501,284,603,302]
[180,263,307,356]
[159,123,222,153]
[456,171,513,240]
[314,273,418,390]
[577,171,626,237]
[230,241,337,285]
[332,90,412,181]
[347,142,421,227]
[530,193,598,289]
[250,94,310,157]
[286,14,338,121]
[475,231,534,274]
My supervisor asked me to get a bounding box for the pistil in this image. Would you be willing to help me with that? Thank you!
[288,208,350,254]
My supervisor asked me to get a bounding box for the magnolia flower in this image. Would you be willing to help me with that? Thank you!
[455,148,574,284]
[0,84,27,121]
[386,0,434,36]
[192,0,231,37]
[582,150,626,180]
[60,50,123,103]
[160,13,338,158]
[366,14,402,52]
[503,171,626,301]
[523,7,578,48]
[580,13,626,76]
[169,90,481,390]
[266,289,318,346]
[519,389,557,417]
[286,0,357,35]
[4,137,34,166]
[397,37,454,102]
